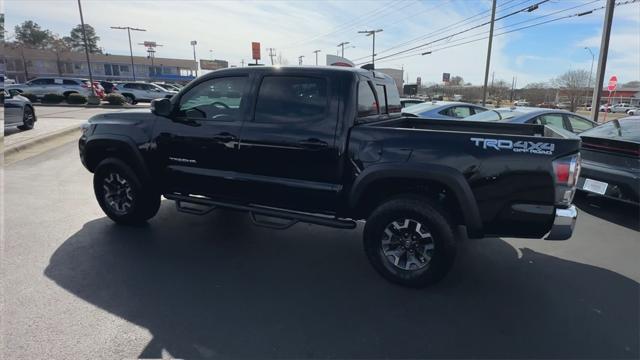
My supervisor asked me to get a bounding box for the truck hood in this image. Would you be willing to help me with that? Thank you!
[87,109,157,126]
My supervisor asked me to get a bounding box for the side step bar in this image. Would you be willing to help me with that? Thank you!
[164,193,357,230]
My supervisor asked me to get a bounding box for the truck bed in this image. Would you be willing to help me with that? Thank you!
[367,116,572,139]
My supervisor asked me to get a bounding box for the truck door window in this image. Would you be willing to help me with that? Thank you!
[567,115,594,133]
[358,81,378,117]
[375,85,387,114]
[254,76,327,123]
[538,114,565,130]
[178,76,247,121]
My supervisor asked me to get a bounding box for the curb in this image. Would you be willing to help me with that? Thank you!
[4,125,81,159]
[33,103,147,108]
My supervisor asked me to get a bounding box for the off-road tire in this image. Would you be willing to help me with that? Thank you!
[363,195,457,288]
[93,158,160,225]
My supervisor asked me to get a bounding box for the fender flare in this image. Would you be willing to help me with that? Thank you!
[83,134,151,181]
[349,163,483,237]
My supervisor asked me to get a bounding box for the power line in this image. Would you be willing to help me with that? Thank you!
[367,0,602,63]
[350,0,531,62]
[364,0,637,66]
[280,0,404,49]
[371,0,551,63]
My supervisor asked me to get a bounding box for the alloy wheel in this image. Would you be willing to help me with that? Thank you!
[381,218,435,271]
[102,172,134,215]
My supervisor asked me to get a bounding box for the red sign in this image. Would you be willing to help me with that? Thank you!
[251,42,261,60]
[607,75,618,92]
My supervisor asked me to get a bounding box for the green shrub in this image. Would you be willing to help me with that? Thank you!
[67,93,88,104]
[42,93,65,104]
[20,92,39,102]
[104,93,126,105]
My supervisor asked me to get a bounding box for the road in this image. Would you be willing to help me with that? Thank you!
[3,132,639,359]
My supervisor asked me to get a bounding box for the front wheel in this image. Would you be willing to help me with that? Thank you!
[18,106,35,130]
[93,158,160,225]
[363,196,457,288]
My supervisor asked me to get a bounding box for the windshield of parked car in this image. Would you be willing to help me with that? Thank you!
[402,102,444,114]
[463,109,522,121]
[580,118,640,143]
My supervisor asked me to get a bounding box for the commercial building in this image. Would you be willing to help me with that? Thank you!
[3,45,198,83]
[599,87,640,106]
[375,68,404,95]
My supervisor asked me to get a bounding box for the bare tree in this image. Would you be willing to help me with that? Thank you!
[275,52,289,65]
[552,69,590,112]
[521,82,553,106]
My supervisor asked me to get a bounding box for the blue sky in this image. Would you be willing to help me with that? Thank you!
[4,0,639,86]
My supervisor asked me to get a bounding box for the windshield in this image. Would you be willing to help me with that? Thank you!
[403,102,443,114]
[463,109,521,121]
[580,118,640,143]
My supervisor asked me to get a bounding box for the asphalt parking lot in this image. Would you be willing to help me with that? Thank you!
[3,137,639,359]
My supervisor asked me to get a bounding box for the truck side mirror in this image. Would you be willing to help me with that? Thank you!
[151,98,172,117]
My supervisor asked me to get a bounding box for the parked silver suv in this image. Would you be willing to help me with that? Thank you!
[117,82,178,104]
[7,77,94,99]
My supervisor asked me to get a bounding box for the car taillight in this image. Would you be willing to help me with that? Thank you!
[552,153,581,206]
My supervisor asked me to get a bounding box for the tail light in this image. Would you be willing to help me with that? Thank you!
[552,153,581,206]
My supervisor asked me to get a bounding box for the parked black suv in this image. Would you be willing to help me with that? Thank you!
[79,66,581,287]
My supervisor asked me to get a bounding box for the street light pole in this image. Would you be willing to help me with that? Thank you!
[358,29,383,68]
[298,55,304,65]
[110,26,146,81]
[313,50,321,65]
[190,40,198,77]
[77,0,96,98]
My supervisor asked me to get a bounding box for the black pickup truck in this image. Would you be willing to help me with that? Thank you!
[79,66,580,287]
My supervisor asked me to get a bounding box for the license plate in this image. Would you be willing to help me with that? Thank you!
[583,178,608,195]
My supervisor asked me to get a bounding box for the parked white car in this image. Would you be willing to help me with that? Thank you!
[7,77,94,98]
[627,108,638,115]
[117,82,178,104]
[610,103,637,113]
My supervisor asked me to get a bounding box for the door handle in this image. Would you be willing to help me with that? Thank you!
[298,138,328,149]
[212,133,237,142]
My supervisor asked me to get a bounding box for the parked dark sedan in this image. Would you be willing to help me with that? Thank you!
[403,101,487,120]
[465,107,597,134]
[577,116,639,205]
[2,88,37,130]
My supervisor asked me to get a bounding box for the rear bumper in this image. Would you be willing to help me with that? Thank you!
[545,205,577,240]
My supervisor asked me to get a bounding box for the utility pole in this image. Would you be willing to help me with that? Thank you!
[358,29,383,67]
[241,59,245,67]
[337,41,350,58]
[298,55,304,65]
[510,76,515,102]
[585,46,595,107]
[77,0,96,98]
[590,0,615,123]
[313,50,321,65]
[190,40,198,77]
[481,0,497,106]
[111,25,146,81]
[267,48,276,65]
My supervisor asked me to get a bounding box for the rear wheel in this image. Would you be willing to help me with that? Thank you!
[17,106,35,130]
[122,94,136,105]
[363,196,457,288]
[93,158,160,225]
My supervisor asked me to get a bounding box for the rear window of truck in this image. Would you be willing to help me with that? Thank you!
[358,81,378,117]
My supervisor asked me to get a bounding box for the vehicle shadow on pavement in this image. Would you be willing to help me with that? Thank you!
[45,201,639,359]
[574,193,640,231]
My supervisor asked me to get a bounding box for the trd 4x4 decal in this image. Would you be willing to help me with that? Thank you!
[470,137,555,155]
